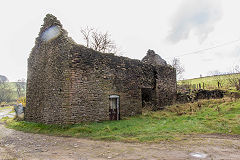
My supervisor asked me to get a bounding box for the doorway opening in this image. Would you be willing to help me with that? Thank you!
[141,88,155,109]
[109,95,120,120]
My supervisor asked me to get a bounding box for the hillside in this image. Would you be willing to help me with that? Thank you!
[179,73,240,90]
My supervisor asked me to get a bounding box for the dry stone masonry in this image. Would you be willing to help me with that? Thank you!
[25,14,177,124]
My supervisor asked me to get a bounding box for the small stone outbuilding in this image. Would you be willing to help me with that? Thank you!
[25,14,176,124]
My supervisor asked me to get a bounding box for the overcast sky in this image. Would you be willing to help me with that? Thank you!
[1,0,240,81]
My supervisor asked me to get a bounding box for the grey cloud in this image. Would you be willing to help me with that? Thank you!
[167,0,222,43]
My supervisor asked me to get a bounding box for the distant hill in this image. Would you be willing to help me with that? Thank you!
[0,75,8,82]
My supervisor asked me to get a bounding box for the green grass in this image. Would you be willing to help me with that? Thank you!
[3,98,240,142]
[0,106,13,111]
[179,73,240,90]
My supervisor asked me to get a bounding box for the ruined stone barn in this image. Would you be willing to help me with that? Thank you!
[25,14,176,124]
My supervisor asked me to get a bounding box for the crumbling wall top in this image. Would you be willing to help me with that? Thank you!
[141,49,167,66]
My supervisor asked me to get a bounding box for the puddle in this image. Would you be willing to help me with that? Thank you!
[190,152,207,158]
[0,109,15,119]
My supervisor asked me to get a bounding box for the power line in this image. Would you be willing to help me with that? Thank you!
[167,39,240,59]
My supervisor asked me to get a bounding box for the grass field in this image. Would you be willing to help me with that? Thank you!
[179,73,240,90]
[2,98,240,142]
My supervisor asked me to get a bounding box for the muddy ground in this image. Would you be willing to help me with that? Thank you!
[0,108,240,160]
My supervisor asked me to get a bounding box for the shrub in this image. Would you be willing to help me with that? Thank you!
[17,97,26,107]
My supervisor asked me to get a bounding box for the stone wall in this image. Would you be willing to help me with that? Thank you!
[25,14,73,124]
[176,89,225,103]
[155,66,177,110]
[69,45,157,123]
[25,14,176,124]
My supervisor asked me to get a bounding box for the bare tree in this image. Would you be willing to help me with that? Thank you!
[170,58,185,79]
[0,76,13,104]
[80,27,93,48]
[208,70,224,88]
[80,27,118,54]
[16,78,26,98]
[234,65,240,73]
[226,65,240,90]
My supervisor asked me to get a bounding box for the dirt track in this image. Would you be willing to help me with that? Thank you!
[0,109,240,160]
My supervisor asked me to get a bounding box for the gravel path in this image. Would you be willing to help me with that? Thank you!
[0,109,240,160]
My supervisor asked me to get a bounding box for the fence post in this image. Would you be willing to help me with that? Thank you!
[193,84,196,89]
